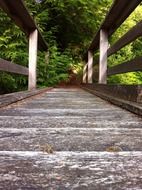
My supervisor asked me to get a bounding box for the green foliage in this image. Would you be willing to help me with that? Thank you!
[1,0,142,94]
[108,5,142,84]
[0,11,28,93]
[0,72,17,93]
[46,46,74,86]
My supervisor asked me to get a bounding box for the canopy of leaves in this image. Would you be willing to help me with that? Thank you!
[0,0,142,93]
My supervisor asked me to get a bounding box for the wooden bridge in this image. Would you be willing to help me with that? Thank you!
[0,0,142,189]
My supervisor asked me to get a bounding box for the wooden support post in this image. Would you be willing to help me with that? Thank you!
[28,29,38,90]
[83,63,87,83]
[88,51,93,84]
[99,29,108,84]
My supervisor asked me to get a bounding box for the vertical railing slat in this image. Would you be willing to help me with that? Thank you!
[28,29,38,90]
[83,64,87,84]
[99,29,108,84]
[88,51,93,84]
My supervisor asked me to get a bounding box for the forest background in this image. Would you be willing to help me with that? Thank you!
[0,0,142,93]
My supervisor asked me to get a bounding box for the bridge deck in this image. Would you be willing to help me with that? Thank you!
[0,87,142,189]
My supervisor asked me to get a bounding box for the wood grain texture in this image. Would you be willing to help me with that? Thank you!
[83,64,87,84]
[82,84,142,116]
[107,56,142,76]
[0,0,47,50]
[88,51,93,84]
[99,30,108,84]
[0,87,52,108]
[88,0,141,52]
[28,30,38,90]
[0,58,28,75]
[0,87,142,189]
[108,21,142,56]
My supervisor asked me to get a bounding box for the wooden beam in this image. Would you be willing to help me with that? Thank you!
[99,30,108,84]
[0,0,47,51]
[108,21,142,56]
[105,0,142,36]
[82,84,142,116]
[83,64,87,84]
[88,51,93,84]
[88,0,141,52]
[28,29,38,90]
[0,87,52,108]
[108,56,142,76]
[0,58,28,75]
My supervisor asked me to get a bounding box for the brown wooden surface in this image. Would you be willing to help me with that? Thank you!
[0,0,47,51]
[82,84,142,116]
[107,56,142,76]
[0,87,142,189]
[87,51,93,84]
[108,21,142,56]
[82,84,142,103]
[28,29,38,90]
[0,87,52,108]
[99,30,108,84]
[0,58,28,75]
[88,0,141,52]
[83,64,87,84]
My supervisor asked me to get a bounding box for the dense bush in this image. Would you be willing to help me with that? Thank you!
[0,0,142,94]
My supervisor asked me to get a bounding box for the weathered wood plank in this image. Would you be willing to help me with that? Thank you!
[82,84,142,103]
[0,0,47,50]
[99,30,108,84]
[82,64,87,83]
[0,151,142,189]
[0,87,52,108]
[88,0,141,52]
[0,87,142,189]
[88,51,93,84]
[107,56,142,76]
[108,21,142,56]
[0,58,28,75]
[0,128,142,151]
[82,84,142,116]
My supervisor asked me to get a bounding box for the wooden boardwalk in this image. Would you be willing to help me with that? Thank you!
[0,87,142,189]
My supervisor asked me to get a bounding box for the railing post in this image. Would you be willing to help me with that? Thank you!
[28,29,38,90]
[99,29,108,84]
[83,63,87,83]
[88,51,93,84]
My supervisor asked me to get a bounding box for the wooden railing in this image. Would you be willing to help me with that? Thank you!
[0,0,48,91]
[0,59,29,76]
[83,0,142,85]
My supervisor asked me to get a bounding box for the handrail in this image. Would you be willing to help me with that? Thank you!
[108,21,142,57]
[83,0,142,85]
[0,0,48,51]
[0,58,28,75]
[107,56,142,76]
[88,0,141,52]
[0,1,48,90]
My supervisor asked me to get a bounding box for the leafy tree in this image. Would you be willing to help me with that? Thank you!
[1,0,142,94]
[108,5,142,84]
